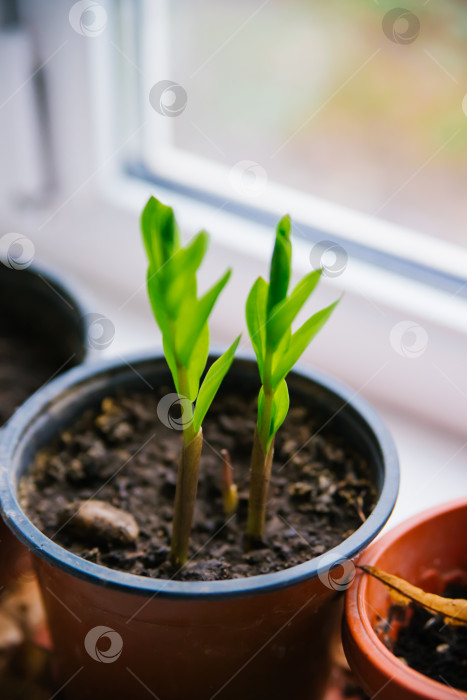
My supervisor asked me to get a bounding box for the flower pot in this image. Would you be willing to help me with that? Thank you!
[0,262,89,415]
[0,262,90,588]
[343,497,467,700]
[0,352,399,700]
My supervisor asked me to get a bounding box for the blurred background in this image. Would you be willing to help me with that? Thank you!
[2,1,467,242]
[0,0,466,522]
[167,0,467,247]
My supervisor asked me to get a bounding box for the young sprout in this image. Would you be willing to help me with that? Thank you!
[221,448,238,517]
[141,196,241,568]
[245,215,340,548]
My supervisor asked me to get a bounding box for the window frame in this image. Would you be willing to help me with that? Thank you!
[118,0,467,295]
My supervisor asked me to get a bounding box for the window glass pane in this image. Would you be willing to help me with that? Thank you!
[166,0,467,248]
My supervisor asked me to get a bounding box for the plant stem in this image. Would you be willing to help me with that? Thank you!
[170,428,203,568]
[245,427,274,549]
[169,364,200,568]
[245,350,276,549]
[259,351,274,449]
[259,387,274,449]
[177,366,196,445]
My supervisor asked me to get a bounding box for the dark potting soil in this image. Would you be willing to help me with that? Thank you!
[343,682,369,700]
[21,386,377,581]
[389,582,467,692]
[0,330,60,427]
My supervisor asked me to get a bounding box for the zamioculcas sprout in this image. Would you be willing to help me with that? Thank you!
[141,196,241,568]
[245,215,340,548]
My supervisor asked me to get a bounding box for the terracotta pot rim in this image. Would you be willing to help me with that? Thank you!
[0,349,399,599]
[345,497,467,699]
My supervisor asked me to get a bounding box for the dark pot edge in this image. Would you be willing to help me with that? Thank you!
[0,348,400,600]
[0,259,94,364]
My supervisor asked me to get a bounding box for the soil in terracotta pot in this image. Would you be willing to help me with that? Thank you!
[20,385,377,581]
[388,582,467,692]
[0,328,63,427]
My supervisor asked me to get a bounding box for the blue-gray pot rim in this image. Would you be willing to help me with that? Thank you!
[0,349,399,600]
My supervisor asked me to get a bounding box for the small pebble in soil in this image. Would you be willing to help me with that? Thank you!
[60,500,139,546]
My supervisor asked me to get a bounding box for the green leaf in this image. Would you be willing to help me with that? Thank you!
[163,335,179,394]
[146,268,171,339]
[245,277,268,379]
[270,379,289,441]
[271,299,340,386]
[141,197,159,269]
[257,385,265,434]
[266,269,322,351]
[146,268,179,390]
[193,335,241,432]
[269,329,291,389]
[257,380,290,449]
[141,196,180,271]
[184,324,210,401]
[176,269,231,366]
[266,215,291,315]
[164,232,208,317]
[176,231,208,279]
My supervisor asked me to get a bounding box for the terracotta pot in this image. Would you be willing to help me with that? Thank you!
[343,498,467,700]
[0,262,90,588]
[0,352,399,700]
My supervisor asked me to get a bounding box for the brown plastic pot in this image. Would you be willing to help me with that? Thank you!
[0,262,90,589]
[343,497,467,700]
[0,352,399,700]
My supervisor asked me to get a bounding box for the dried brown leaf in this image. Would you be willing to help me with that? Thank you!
[360,565,467,627]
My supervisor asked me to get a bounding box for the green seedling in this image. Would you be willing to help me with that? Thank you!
[221,449,238,517]
[245,215,340,548]
[141,196,240,568]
